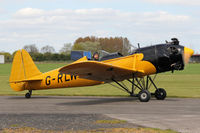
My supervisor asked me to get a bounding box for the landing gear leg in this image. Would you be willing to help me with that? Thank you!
[25,90,32,99]
[111,74,166,102]
[148,76,167,100]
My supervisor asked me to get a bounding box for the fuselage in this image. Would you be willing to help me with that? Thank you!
[10,41,194,92]
[24,69,103,90]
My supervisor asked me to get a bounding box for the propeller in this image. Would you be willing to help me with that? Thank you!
[183,47,194,64]
[170,46,193,73]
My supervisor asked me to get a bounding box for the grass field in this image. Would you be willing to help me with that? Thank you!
[2,127,177,133]
[0,62,200,98]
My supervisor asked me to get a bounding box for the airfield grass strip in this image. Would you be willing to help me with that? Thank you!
[95,120,127,124]
[1,127,178,133]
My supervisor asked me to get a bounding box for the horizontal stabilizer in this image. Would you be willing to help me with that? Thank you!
[10,78,43,83]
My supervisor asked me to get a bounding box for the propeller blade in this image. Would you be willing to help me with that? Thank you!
[184,47,194,64]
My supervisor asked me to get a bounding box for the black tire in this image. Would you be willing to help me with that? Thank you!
[138,90,151,102]
[25,93,31,99]
[155,88,167,100]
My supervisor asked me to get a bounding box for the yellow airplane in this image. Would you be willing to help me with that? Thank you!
[9,38,194,102]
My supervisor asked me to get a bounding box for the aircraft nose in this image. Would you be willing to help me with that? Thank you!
[184,47,194,64]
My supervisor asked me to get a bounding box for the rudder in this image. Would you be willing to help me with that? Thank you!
[9,49,42,91]
[21,49,41,78]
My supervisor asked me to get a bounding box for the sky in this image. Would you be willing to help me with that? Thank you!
[0,0,200,53]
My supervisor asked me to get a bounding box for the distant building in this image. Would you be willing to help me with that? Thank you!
[0,55,5,64]
[190,54,200,63]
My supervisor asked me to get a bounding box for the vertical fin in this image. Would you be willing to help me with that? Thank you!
[9,50,25,82]
[21,49,42,78]
[9,49,42,91]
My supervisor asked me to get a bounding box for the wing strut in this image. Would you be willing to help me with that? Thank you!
[112,78,134,96]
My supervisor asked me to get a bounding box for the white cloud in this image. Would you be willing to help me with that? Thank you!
[144,0,200,6]
[0,8,197,53]
[15,8,45,17]
[12,8,189,26]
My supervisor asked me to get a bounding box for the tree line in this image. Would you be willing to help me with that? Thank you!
[1,36,132,62]
[0,44,72,62]
[73,36,131,55]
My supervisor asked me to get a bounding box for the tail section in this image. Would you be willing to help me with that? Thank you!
[9,49,42,91]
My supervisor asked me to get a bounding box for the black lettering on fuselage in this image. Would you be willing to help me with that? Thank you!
[56,74,77,84]
[45,76,51,86]
[65,74,70,81]
[71,75,77,80]
[58,73,63,83]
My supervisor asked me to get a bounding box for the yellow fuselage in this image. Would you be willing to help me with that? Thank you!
[27,69,102,90]
[9,49,157,92]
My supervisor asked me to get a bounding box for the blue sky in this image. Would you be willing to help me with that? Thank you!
[0,0,200,53]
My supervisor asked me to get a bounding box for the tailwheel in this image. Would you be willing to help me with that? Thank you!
[25,90,32,99]
[138,90,151,102]
[155,88,167,100]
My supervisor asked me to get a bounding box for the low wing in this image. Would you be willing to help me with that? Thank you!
[59,55,145,82]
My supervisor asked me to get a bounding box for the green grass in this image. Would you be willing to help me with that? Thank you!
[95,120,127,124]
[0,62,200,98]
[1,127,178,133]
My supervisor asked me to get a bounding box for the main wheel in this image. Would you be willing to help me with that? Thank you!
[155,88,167,100]
[25,93,31,99]
[138,90,151,102]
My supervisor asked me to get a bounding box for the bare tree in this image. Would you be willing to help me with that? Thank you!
[23,44,39,54]
[41,45,55,53]
[59,43,72,55]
